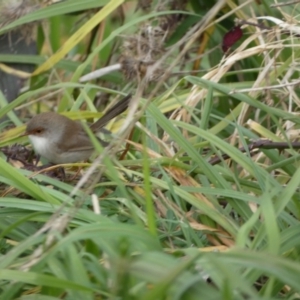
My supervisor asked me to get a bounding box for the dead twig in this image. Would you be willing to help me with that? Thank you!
[209,139,300,165]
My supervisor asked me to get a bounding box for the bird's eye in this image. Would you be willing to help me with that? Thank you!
[35,128,43,134]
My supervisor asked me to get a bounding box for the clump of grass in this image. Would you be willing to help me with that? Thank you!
[1,0,300,299]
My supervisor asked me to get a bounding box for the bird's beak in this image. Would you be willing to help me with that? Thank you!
[19,132,29,138]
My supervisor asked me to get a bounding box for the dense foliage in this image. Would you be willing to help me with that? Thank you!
[0,0,300,299]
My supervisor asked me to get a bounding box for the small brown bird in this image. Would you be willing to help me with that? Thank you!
[23,94,131,164]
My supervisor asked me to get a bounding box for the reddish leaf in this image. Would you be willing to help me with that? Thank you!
[222,26,243,52]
